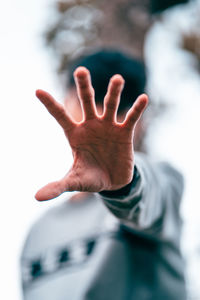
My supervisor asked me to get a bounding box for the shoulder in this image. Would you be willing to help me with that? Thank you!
[21,198,70,256]
[21,193,100,257]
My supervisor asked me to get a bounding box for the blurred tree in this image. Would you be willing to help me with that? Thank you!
[45,0,151,74]
[182,32,200,73]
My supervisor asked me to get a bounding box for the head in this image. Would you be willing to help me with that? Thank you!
[64,49,147,152]
[150,0,189,14]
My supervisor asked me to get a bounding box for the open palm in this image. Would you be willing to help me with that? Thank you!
[35,67,148,201]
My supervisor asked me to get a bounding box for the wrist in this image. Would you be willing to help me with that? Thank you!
[99,166,138,197]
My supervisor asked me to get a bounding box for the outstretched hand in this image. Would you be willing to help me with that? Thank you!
[35,67,148,201]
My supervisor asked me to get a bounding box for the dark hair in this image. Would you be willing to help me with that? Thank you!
[68,49,146,114]
[150,0,189,14]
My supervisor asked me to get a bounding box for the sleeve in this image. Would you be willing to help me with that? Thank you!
[98,153,184,242]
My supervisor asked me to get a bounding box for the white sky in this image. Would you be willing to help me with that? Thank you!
[0,0,200,299]
[0,1,73,299]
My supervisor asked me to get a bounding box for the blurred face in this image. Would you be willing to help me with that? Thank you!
[64,87,145,151]
[64,88,84,122]
[64,87,126,123]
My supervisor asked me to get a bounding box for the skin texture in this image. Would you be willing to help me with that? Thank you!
[35,67,148,201]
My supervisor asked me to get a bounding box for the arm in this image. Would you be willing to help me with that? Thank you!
[99,153,184,242]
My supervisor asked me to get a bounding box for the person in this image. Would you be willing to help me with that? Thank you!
[20,50,186,300]
[149,0,189,14]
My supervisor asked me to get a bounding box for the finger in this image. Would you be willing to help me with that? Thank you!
[74,67,96,120]
[35,181,63,201]
[103,74,124,122]
[35,176,78,201]
[36,89,74,131]
[123,94,148,129]
[35,180,68,201]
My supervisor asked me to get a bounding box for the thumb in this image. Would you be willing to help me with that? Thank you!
[35,181,65,201]
[35,177,76,201]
